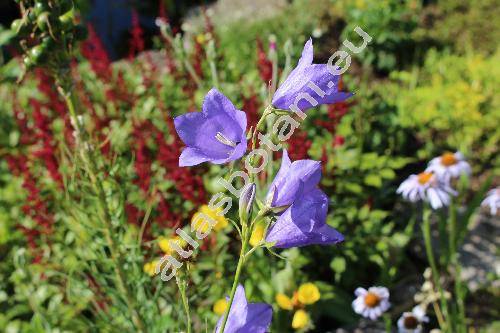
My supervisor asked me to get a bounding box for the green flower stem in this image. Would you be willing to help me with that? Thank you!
[249,105,274,184]
[220,227,249,333]
[422,207,449,332]
[220,102,275,332]
[432,300,446,329]
[61,89,146,332]
[252,105,274,146]
[175,275,192,333]
[448,200,466,332]
[206,40,220,90]
[383,314,392,333]
[220,206,268,332]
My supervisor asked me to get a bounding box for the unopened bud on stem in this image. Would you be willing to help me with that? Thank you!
[239,183,256,224]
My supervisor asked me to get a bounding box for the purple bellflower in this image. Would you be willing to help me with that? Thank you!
[272,38,352,112]
[265,150,344,248]
[174,88,247,167]
[216,284,273,333]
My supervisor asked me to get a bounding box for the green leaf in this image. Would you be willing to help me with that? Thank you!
[379,168,396,179]
[330,257,346,282]
[364,174,382,187]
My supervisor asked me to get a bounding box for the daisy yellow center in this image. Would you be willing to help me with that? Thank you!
[441,152,457,166]
[417,172,433,185]
[404,315,419,329]
[364,292,381,308]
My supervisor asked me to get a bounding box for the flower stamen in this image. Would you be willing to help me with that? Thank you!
[417,172,433,185]
[215,132,238,148]
[441,152,457,166]
[364,292,381,308]
[403,315,419,329]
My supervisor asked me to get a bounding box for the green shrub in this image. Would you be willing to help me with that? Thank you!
[385,49,500,171]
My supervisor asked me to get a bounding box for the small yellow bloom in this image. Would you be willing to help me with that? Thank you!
[213,298,228,316]
[196,33,206,44]
[355,0,366,10]
[192,205,228,233]
[292,309,309,329]
[158,236,187,254]
[143,260,160,276]
[249,222,266,247]
[276,293,294,310]
[297,283,320,305]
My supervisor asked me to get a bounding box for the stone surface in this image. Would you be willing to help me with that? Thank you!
[182,0,289,33]
[459,212,500,291]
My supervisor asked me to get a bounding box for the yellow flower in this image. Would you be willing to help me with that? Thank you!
[192,205,228,233]
[297,283,320,305]
[158,236,187,255]
[276,293,294,310]
[292,310,309,329]
[355,0,366,10]
[196,33,206,44]
[249,222,266,247]
[143,260,159,276]
[213,298,228,316]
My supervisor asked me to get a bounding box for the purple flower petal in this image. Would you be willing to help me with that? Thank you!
[266,189,344,248]
[174,88,247,166]
[174,111,208,147]
[178,147,211,167]
[239,303,273,333]
[267,150,321,207]
[272,38,352,112]
[216,285,272,333]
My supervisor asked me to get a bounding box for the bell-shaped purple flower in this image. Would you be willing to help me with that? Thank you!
[174,88,247,167]
[272,38,352,112]
[265,150,344,248]
[216,285,273,333]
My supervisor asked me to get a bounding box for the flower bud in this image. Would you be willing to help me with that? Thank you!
[239,183,256,224]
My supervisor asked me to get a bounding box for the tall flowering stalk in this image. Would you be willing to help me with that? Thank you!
[171,38,350,332]
[11,1,146,330]
[397,151,475,333]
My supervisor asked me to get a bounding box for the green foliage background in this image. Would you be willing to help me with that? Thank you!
[0,0,498,332]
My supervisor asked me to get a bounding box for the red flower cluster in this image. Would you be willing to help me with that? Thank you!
[242,92,261,130]
[6,154,54,259]
[131,121,155,194]
[156,118,206,206]
[256,38,272,84]
[192,37,205,79]
[129,117,206,231]
[35,69,74,145]
[29,98,64,187]
[8,94,60,261]
[315,79,350,134]
[129,10,145,59]
[80,25,112,81]
[287,130,312,160]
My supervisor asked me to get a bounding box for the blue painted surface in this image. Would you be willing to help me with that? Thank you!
[87,0,156,59]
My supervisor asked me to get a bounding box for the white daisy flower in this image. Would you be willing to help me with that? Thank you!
[426,151,471,181]
[397,306,429,333]
[352,286,390,320]
[481,187,500,215]
[397,172,456,209]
